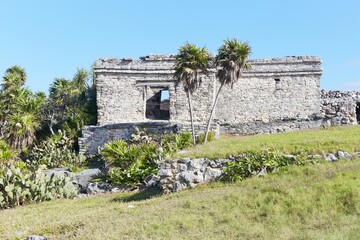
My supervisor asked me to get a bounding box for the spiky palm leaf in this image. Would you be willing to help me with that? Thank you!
[4,112,39,151]
[2,65,27,91]
[174,43,212,94]
[215,39,251,88]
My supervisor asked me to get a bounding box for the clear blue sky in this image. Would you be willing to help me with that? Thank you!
[1,0,359,93]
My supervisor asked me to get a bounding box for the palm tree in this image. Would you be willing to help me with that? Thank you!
[2,65,27,91]
[203,39,251,144]
[174,43,212,145]
[5,112,39,151]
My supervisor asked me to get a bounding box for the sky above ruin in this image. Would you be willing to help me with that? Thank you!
[1,0,359,93]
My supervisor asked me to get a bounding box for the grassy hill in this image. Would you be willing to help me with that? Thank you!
[1,126,360,239]
[176,125,360,159]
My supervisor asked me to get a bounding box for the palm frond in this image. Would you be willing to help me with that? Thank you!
[174,42,212,94]
[215,38,251,88]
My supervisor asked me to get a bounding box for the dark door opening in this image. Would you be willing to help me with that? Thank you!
[356,103,360,123]
[146,88,170,120]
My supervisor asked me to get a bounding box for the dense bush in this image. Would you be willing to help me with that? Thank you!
[100,130,193,187]
[196,132,215,144]
[160,132,193,153]
[222,149,315,182]
[100,141,162,187]
[0,163,77,209]
[27,131,86,168]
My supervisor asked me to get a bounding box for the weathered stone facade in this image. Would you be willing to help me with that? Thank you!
[95,55,322,126]
[79,54,360,155]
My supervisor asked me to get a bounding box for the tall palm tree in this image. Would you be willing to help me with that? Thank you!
[174,43,212,145]
[204,39,251,144]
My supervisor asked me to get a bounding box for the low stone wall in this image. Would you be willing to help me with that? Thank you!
[218,116,327,135]
[79,121,220,155]
[79,121,178,155]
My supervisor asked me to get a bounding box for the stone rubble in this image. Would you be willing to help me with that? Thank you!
[146,150,356,192]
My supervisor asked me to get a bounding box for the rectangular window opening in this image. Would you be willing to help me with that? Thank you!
[146,88,170,120]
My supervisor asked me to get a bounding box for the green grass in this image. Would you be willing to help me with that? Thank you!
[175,125,360,159]
[2,125,360,239]
[1,159,360,239]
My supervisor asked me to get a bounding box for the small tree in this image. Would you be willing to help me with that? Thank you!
[174,43,212,145]
[204,39,251,144]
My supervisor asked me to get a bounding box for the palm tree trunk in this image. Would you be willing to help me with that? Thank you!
[204,82,224,144]
[187,91,196,145]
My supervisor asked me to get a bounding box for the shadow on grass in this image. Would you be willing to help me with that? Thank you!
[111,189,163,203]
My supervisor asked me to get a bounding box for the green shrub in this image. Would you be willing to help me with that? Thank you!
[222,149,314,182]
[0,163,77,209]
[27,131,86,168]
[0,140,15,166]
[160,131,193,154]
[196,132,215,144]
[100,131,193,187]
[100,140,139,169]
[100,141,162,187]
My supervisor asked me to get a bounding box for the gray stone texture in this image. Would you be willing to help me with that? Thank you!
[321,90,360,125]
[71,168,102,189]
[152,158,228,192]
[94,55,322,126]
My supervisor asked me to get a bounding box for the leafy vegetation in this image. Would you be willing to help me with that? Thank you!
[0,163,77,209]
[222,148,313,182]
[0,66,93,210]
[1,159,360,239]
[0,66,45,152]
[27,131,86,169]
[195,131,215,144]
[100,130,193,187]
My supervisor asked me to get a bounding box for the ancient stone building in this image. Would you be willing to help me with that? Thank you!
[95,55,322,126]
[79,54,359,155]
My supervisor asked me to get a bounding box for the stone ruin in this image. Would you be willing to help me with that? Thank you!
[79,54,360,155]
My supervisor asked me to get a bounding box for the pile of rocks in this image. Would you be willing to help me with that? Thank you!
[45,168,121,196]
[145,158,227,192]
[145,150,359,193]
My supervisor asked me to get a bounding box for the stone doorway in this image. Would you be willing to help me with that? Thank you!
[145,88,170,120]
[356,103,360,123]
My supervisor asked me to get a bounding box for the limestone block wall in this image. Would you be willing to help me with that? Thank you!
[321,90,360,125]
[94,55,216,126]
[94,55,322,127]
[216,57,322,124]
